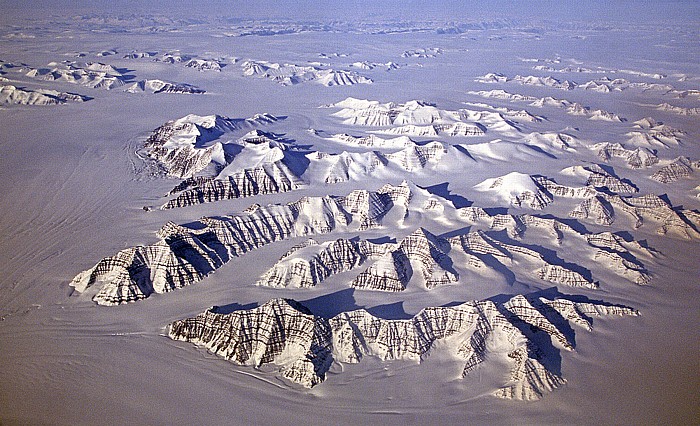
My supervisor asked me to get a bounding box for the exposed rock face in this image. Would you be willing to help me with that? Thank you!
[308,141,473,183]
[169,299,332,388]
[329,133,414,148]
[125,79,205,94]
[651,156,700,183]
[402,47,442,58]
[587,234,658,281]
[593,142,658,169]
[26,62,127,89]
[597,193,700,239]
[377,123,485,137]
[168,295,638,400]
[512,75,577,90]
[455,209,653,285]
[468,89,537,101]
[317,69,373,86]
[534,176,596,198]
[474,172,553,210]
[566,103,624,121]
[162,161,303,209]
[350,61,400,71]
[241,60,372,86]
[474,72,509,83]
[256,238,386,288]
[656,103,700,116]
[71,183,412,305]
[337,182,412,230]
[329,97,518,136]
[578,80,612,92]
[570,195,615,225]
[0,85,90,105]
[184,59,223,72]
[306,150,386,184]
[123,51,157,59]
[525,132,578,151]
[157,130,476,210]
[144,113,280,178]
[256,217,657,292]
[594,250,652,285]
[626,118,684,148]
[155,53,192,63]
[589,108,625,122]
[562,164,637,194]
[537,264,593,288]
[457,231,598,289]
[472,84,633,122]
[584,165,637,193]
[331,98,446,126]
[351,228,458,291]
[385,141,448,170]
[257,228,461,291]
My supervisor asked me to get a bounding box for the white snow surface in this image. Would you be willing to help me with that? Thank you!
[0,8,699,426]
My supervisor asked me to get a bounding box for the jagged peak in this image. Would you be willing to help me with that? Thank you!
[125,79,205,94]
[169,294,638,399]
[329,133,415,148]
[651,156,700,183]
[561,164,637,194]
[593,142,658,169]
[633,117,660,129]
[72,183,414,305]
[1,84,90,105]
[143,112,282,178]
[330,97,497,136]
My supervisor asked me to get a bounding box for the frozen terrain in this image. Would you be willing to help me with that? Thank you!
[0,2,699,425]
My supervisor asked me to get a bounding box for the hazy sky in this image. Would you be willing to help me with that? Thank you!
[0,0,698,22]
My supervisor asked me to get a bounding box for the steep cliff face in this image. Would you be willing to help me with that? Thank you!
[651,156,700,183]
[570,195,616,225]
[597,193,700,239]
[351,228,457,291]
[0,85,91,105]
[241,60,372,86]
[256,215,659,293]
[474,172,553,210]
[328,97,516,137]
[169,295,638,400]
[26,62,128,89]
[144,113,280,178]
[593,142,658,169]
[71,183,411,305]
[454,209,653,286]
[125,79,205,94]
[257,228,457,291]
[162,161,303,209]
[169,299,332,388]
[256,238,385,288]
[562,164,638,194]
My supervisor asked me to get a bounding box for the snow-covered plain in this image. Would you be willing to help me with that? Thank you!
[0,5,699,425]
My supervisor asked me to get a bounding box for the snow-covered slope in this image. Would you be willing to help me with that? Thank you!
[26,62,128,89]
[169,295,638,399]
[330,97,517,136]
[242,60,372,86]
[71,183,412,305]
[474,172,553,209]
[143,113,280,178]
[125,79,205,94]
[2,11,700,426]
[0,85,90,105]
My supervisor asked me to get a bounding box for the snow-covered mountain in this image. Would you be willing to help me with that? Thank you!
[0,85,90,105]
[169,295,638,399]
